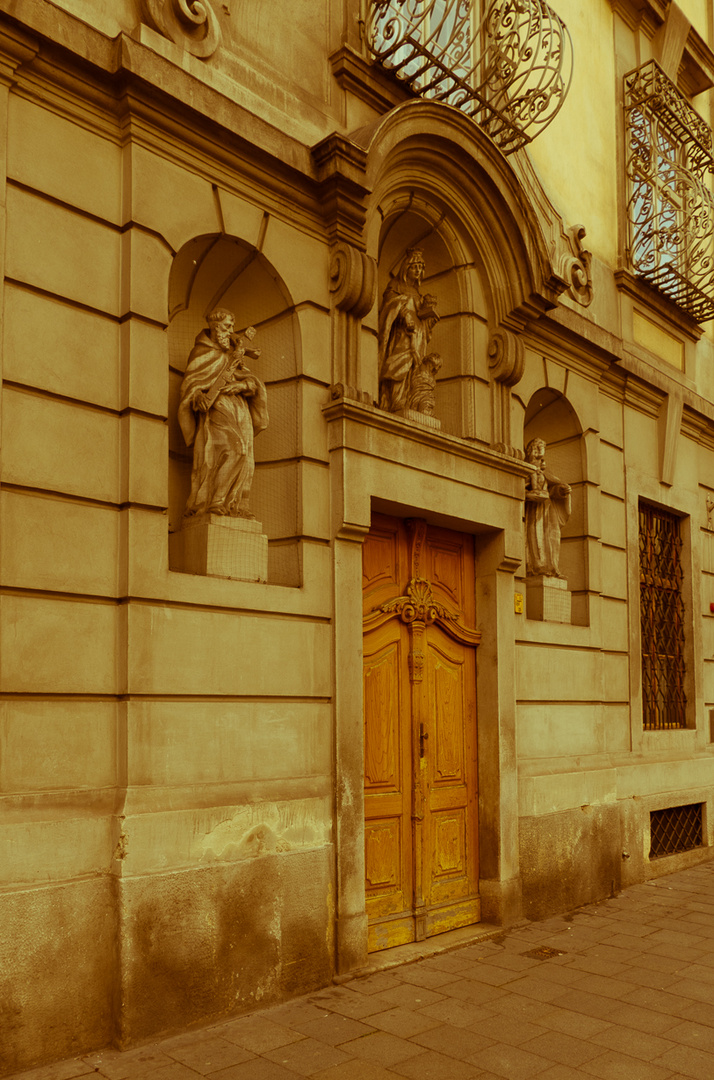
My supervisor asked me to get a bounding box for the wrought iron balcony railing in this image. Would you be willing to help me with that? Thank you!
[625,60,714,323]
[364,0,573,154]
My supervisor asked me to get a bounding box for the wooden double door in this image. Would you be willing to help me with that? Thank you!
[362,514,481,952]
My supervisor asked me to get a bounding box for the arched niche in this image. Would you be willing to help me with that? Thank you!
[524,388,588,625]
[167,234,302,586]
[375,192,492,440]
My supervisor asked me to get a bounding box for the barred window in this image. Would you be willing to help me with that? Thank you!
[624,60,714,323]
[639,503,687,730]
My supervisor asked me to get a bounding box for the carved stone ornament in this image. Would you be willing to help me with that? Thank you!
[488,329,525,387]
[140,0,221,58]
[329,242,376,318]
[559,224,594,307]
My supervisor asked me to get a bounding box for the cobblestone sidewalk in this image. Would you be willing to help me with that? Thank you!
[12,862,714,1080]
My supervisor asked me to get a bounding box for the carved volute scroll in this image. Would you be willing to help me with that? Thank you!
[489,328,524,457]
[560,225,593,307]
[488,329,525,388]
[140,0,222,58]
[330,242,377,319]
[328,241,377,401]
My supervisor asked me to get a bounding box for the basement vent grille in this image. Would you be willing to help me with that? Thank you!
[649,803,703,859]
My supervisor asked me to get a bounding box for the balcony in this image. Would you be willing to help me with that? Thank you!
[624,59,714,323]
[364,0,573,154]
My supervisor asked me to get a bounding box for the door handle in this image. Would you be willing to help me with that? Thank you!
[419,723,429,757]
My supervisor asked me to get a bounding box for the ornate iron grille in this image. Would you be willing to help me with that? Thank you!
[639,503,687,731]
[364,0,573,154]
[624,60,714,323]
[650,803,702,859]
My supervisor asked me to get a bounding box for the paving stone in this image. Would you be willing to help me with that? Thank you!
[291,1013,376,1046]
[310,1061,402,1080]
[416,998,495,1029]
[163,1039,253,1075]
[365,1008,443,1039]
[208,1061,298,1080]
[339,1030,425,1066]
[408,1023,493,1059]
[218,1015,306,1053]
[262,1037,354,1076]
[568,973,636,999]
[369,985,446,1010]
[13,1062,97,1080]
[130,1065,202,1080]
[535,1008,612,1040]
[652,1043,714,1080]
[466,1042,552,1079]
[308,988,394,1020]
[465,1014,549,1046]
[589,1025,677,1061]
[665,1015,714,1049]
[578,1050,675,1080]
[84,1048,177,1080]
[438,979,506,1006]
[545,990,622,1022]
[391,1049,480,1079]
[519,1031,604,1067]
[262,1003,331,1029]
[395,965,464,989]
[349,973,405,996]
[608,1002,681,1036]
[507,976,572,1003]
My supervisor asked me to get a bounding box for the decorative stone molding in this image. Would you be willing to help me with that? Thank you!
[559,225,593,308]
[330,242,376,319]
[140,0,221,59]
[488,329,525,388]
[313,134,371,248]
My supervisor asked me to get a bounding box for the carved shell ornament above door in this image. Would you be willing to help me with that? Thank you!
[141,0,222,58]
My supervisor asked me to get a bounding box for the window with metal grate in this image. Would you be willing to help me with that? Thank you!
[639,503,687,730]
[650,803,703,859]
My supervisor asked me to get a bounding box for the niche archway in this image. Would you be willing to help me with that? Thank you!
[524,388,588,625]
[375,193,492,442]
[167,234,302,586]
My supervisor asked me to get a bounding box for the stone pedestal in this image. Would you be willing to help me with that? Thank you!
[402,409,441,431]
[526,575,571,622]
[170,515,268,582]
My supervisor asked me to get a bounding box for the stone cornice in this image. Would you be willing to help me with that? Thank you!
[323,395,533,483]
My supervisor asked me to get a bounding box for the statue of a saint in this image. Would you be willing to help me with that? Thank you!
[178,309,268,519]
[378,248,439,413]
[524,437,572,578]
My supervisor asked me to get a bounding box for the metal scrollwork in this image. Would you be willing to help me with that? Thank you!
[364,0,573,154]
[141,0,222,59]
[624,60,714,323]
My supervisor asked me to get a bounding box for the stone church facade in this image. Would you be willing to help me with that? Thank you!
[2,0,714,1071]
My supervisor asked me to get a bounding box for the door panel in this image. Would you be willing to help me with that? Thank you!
[363,618,414,951]
[363,515,480,951]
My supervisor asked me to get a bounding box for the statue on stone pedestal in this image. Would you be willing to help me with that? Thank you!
[378,248,440,414]
[524,437,572,578]
[178,309,268,519]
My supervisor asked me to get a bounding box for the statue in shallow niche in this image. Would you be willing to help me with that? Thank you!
[178,309,268,519]
[524,437,572,578]
[378,247,440,414]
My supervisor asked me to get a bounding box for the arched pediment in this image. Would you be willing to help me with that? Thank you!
[354,100,590,328]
